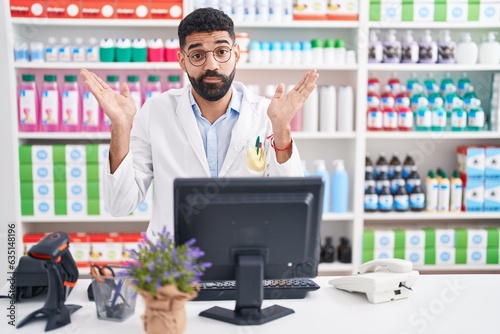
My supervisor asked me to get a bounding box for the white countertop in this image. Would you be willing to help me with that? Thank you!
[2,275,500,334]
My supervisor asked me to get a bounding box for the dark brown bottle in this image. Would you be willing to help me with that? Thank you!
[337,237,352,263]
[320,237,335,263]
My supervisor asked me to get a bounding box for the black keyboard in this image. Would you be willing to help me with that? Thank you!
[193,278,320,301]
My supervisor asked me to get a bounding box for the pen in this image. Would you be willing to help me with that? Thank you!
[255,136,260,155]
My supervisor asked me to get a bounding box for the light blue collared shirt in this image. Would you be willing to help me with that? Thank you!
[189,87,241,177]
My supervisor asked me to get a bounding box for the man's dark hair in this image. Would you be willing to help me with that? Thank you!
[178,8,235,49]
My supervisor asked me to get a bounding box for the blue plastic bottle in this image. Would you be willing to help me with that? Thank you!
[331,160,349,213]
[314,159,330,214]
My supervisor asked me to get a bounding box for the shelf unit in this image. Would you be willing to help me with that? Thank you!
[2,1,500,279]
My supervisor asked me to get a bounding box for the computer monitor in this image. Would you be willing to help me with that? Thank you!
[174,177,323,325]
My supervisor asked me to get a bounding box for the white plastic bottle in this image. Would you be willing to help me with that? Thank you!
[337,85,353,132]
[45,37,59,62]
[302,86,319,132]
[401,30,419,63]
[368,30,383,63]
[72,37,86,62]
[58,37,72,62]
[456,32,478,64]
[319,85,336,133]
[331,160,348,213]
[314,159,330,214]
[86,37,100,62]
[450,170,463,212]
[479,32,500,64]
[438,172,450,212]
[425,170,439,212]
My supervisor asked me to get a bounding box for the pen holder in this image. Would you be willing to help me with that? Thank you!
[91,276,137,322]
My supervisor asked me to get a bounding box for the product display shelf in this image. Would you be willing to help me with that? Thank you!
[14,62,183,70]
[318,262,353,275]
[4,1,500,279]
[413,264,500,273]
[365,132,500,139]
[367,63,500,72]
[21,216,151,223]
[18,132,112,140]
[363,212,500,221]
[293,132,357,139]
[10,18,182,27]
[367,21,500,29]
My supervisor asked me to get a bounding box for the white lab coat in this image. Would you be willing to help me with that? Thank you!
[103,81,304,234]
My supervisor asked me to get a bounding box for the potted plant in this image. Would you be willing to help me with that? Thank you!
[121,227,211,334]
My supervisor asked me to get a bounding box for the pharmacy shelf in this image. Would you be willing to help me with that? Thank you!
[14,62,358,71]
[10,18,181,27]
[21,216,150,223]
[293,132,357,140]
[367,63,500,72]
[363,212,500,221]
[14,62,181,70]
[318,262,353,275]
[367,21,500,29]
[235,20,359,29]
[10,17,359,29]
[18,132,111,140]
[364,131,500,140]
[414,264,500,272]
[322,212,355,221]
[237,64,359,70]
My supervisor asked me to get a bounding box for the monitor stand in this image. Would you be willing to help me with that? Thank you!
[199,251,294,325]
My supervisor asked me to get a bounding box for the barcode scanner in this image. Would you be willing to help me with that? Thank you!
[16,232,82,331]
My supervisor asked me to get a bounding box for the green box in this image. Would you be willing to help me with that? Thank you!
[424,248,436,265]
[54,182,67,199]
[18,145,32,164]
[394,229,406,249]
[487,228,499,248]
[487,248,499,264]
[363,230,375,250]
[86,163,101,181]
[88,199,101,215]
[87,181,100,199]
[455,228,468,248]
[20,181,34,199]
[86,144,99,163]
[55,198,67,215]
[21,198,34,216]
[455,248,467,264]
[53,164,66,182]
[362,249,375,263]
[19,164,33,182]
[394,248,405,260]
[424,228,436,248]
[52,145,66,164]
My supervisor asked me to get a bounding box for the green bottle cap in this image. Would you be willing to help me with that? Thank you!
[148,75,160,82]
[127,75,140,82]
[107,75,120,82]
[427,170,435,178]
[22,74,35,82]
[324,38,335,48]
[453,170,460,178]
[168,75,180,82]
[44,75,57,82]
[441,172,448,179]
[311,38,323,48]
[334,39,345,48]
[64,75,77,82]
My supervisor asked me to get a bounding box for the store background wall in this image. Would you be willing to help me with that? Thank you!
[0,0,20,284]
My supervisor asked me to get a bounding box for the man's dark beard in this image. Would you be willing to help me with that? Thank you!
[187,67,236,102]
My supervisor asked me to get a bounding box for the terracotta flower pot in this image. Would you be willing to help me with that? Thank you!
[139,285,197,334]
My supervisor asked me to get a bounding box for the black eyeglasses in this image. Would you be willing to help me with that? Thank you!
[182,44,235,67]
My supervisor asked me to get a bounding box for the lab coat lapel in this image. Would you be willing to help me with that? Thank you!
[175,89,210,175]
[219,95,257,177]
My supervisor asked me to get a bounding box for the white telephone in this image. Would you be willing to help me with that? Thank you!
[329,258,419,304]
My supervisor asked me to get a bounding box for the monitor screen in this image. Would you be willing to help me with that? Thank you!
[174,177,323,325]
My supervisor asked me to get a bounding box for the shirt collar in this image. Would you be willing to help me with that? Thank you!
[189,86,242,118]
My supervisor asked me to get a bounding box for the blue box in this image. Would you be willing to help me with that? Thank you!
[485,180,500,212]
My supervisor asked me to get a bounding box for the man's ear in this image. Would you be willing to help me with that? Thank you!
[234,43,241,63]
[178,51,187,72]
